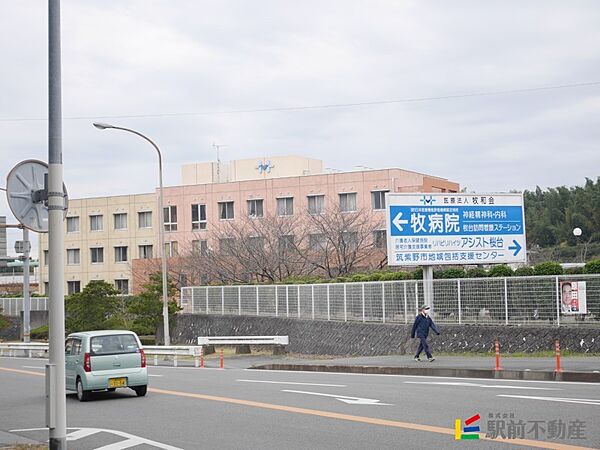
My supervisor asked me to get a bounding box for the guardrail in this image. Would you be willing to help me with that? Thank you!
[0,342,49,358]
[197,336,289,346]
[0,342,204,367]
[143,345,203,367]
[181,274,600,327]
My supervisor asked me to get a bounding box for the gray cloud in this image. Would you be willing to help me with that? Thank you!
[1,0,600,256]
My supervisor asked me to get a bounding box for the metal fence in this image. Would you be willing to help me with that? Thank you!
[180,275,600,327]
[0,298,49,317]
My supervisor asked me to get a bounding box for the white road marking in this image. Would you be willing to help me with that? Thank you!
[10,427,182,450]
[282,389,392,405]
[497,394,600,406]
[246,368,600,385]
[404,381,561,390]
[237,379,346,387]
[22,365,45,370]
[148,374,163,377]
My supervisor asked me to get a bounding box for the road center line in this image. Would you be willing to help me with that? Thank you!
[404,381,561,390]
[498,395,600,406]
[147,386,593,450]
[237,379,346,387]
[22,366,46,370]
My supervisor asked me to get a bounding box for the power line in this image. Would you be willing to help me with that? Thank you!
[1,80,599,123]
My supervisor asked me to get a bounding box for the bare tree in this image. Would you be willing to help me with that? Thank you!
[301,207,385,277]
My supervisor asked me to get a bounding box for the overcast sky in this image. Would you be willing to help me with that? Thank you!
[1,1,600,256]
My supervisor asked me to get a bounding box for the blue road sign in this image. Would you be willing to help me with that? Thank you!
[386,193,526,266]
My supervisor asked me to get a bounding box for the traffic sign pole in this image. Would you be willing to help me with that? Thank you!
[422,265,434,314]
[22,228,30,343]
[48,0,67,448]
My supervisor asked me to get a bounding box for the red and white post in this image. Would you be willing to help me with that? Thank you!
[495,339,502,371]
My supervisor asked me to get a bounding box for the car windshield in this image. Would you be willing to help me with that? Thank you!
[90,334,139,355]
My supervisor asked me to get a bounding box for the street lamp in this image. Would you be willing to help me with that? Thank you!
[93,122,171,346]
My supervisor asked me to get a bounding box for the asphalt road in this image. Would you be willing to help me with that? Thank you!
[1,356,599,450]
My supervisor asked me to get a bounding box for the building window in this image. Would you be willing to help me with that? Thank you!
[165,241,178,257]
[192,240,208,256]
[278,235,295,253]
[67,249,80,265]
[339,193,357,212]
[66,216,79,233]
[90,214,103,231]
[191,204,207,230]
[373,230,387,248]
[114,213,127,230]
[247,199,263,218]
[342,231,358,251]
[247,236,264,251]
[115,246,128,263]
[67,281,81,295]
[163,206,177,231]
[44,250,49,266]
[277,197,294,216]
[219,238,235,255]
[44,282,49,295]
[307,195,325,215]
[309,233,326,251]
[138,211,152,229]
[115,279,129,295]
[90,247,104,264]
[371,190,388,210]
[139,245,153,259]
[218,201,234,220]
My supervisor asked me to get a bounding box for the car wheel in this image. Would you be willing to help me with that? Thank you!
[76,378,91,402]
[133,385,147,397]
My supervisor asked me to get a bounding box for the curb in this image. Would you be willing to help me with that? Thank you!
[250,364,600,383]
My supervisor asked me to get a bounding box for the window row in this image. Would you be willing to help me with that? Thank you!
[62,279,129,295]
[67,211,153,233]
[162,191,389,232]
[45,244,157,266]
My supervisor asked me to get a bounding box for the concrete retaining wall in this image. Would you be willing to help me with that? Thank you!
[168,314,600,356]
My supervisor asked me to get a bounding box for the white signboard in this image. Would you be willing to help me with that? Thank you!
[386,193,526,266]
[560,281,587,314]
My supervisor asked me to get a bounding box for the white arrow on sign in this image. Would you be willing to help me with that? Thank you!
[392,212,409,232]
[282,389,392,405]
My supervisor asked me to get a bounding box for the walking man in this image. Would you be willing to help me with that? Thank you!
[411,305,440,362]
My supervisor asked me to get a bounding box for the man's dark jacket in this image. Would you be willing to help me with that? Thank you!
[411,314,440,338]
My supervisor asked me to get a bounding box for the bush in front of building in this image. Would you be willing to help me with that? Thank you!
[513,266,535,277]
[465,268,488,278]
[533,261,564,276]
[585,259,600,274]
[488,264,514,277]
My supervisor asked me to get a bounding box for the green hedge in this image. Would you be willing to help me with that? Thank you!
[585,259,600,274]
[533,261,564,276]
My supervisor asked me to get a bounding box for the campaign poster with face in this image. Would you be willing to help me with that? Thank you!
[560,281,587,314]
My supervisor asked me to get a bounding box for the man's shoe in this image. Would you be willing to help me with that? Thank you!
[414,356,421,362]
[428,357,435,362]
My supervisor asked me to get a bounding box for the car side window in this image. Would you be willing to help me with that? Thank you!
[65,339,73,355]
[72,339,82,356]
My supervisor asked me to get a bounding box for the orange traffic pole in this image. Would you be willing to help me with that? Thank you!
[555,339,562,373]
[495,340,502,371]
[220,349,224,369]
[200,347,204,368]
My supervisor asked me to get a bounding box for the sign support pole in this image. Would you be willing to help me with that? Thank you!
[22,227,30,343]
[422,265,434,314]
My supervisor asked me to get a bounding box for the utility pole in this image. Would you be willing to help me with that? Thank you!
[48,0,67,447]
[22,227,30,343]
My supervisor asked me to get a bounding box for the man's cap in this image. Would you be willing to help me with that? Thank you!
[420,305,430,311]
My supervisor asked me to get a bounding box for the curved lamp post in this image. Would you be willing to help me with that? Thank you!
[93,122,170,346]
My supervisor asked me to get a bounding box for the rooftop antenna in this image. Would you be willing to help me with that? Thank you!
[212,142,227,182]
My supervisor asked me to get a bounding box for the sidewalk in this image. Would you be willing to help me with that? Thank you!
[249,354,600,382]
